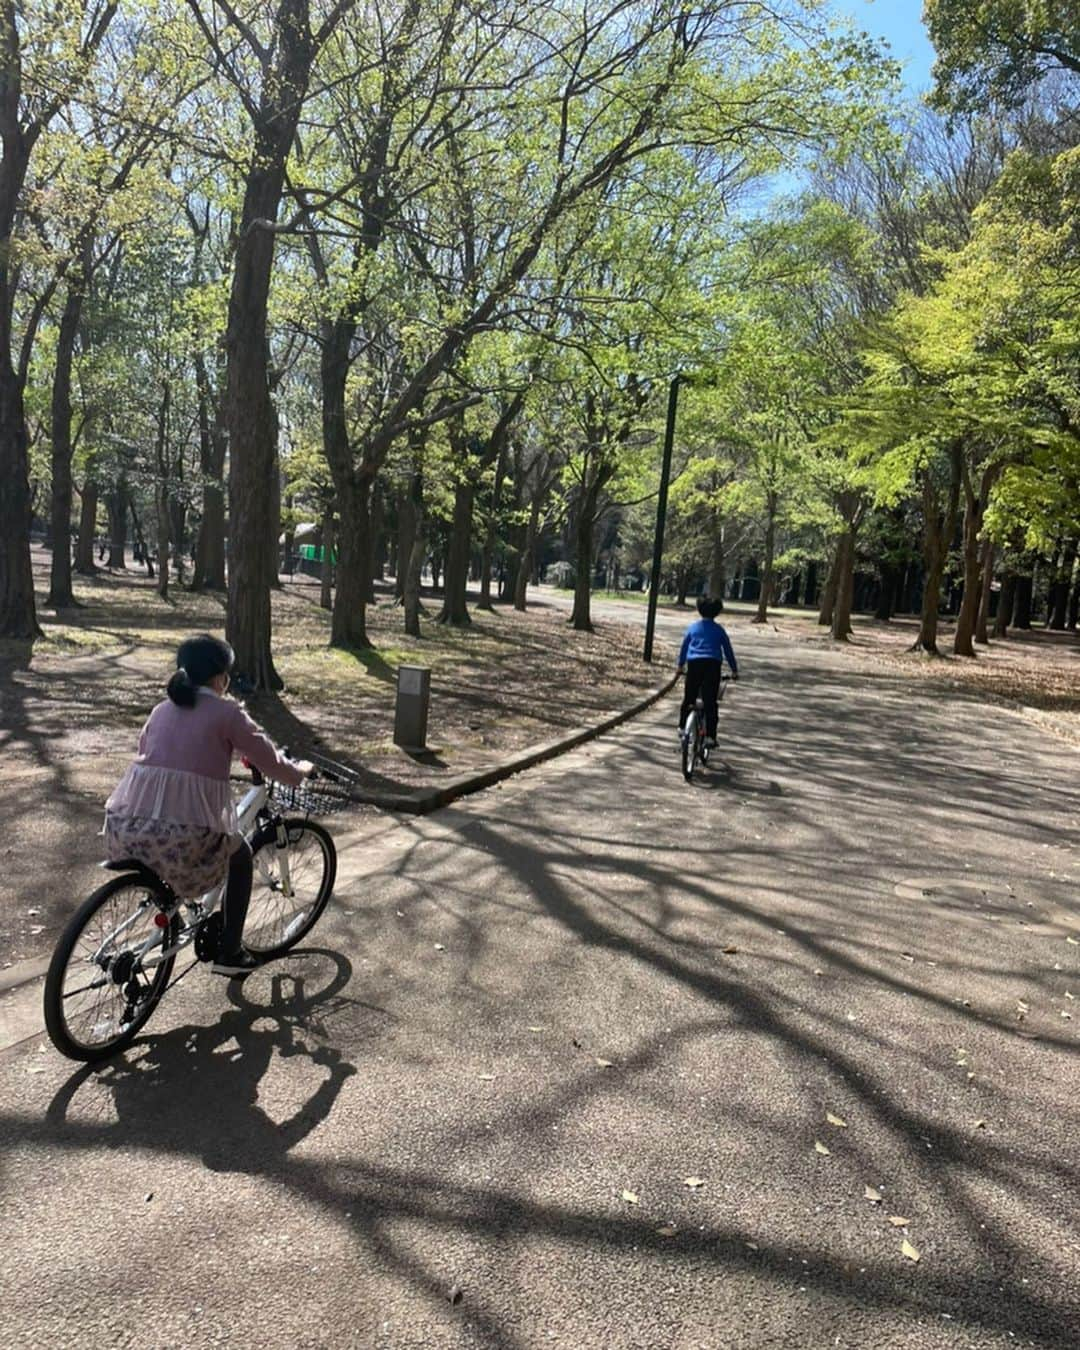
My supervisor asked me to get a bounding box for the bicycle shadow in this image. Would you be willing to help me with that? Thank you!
[45,949,362,1174]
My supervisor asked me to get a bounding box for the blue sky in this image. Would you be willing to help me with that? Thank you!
[830,0,936,93]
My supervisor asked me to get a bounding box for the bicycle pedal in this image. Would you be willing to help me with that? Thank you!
[194,911,224,963]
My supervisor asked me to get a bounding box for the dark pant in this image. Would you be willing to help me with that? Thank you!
[679,659,724,738]
[221,839,253,954]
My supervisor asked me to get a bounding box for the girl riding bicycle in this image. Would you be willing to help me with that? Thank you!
[104,634,312,977]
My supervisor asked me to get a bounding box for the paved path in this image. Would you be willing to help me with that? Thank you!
[2,612,1079,1348]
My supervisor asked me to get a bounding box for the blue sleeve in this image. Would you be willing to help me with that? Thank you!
[720,627,737,672]
[677,629,690,667]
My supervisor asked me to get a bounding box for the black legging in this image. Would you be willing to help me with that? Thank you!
[679,659,724,739]
[220,839,253,954]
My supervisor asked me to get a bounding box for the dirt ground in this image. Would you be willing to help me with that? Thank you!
[749,604,1080,744]
[0,550,672,967]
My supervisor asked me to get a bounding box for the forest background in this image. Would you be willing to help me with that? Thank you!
[1,0,1078,687]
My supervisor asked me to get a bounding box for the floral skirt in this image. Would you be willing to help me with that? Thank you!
[104,813,232,899]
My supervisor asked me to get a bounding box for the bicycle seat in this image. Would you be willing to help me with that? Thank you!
[102,858,148,872]
[101,859,177,898]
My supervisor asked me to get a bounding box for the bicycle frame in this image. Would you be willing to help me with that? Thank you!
[95,777,297,973]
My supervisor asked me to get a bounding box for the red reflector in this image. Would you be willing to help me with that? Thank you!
[154,912,170,928]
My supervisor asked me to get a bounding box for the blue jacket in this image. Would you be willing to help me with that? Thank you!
[678,618,737,672]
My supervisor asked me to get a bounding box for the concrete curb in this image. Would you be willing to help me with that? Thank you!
[0,956,48,998]
[348,671,680,815]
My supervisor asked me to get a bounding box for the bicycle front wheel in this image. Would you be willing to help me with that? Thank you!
[43,874,179,1061]
[244,818,336,958]
[681,710,697,782]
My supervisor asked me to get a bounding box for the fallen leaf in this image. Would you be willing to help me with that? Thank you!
[29,926,44,936]
[144,1192,154,1203]
[900,952,915,963]
[814,1140,831,1156]
[745,1241,759,1251]
[683,1176,705,1189]
[27,907,39,916]
[1067,937,1079,946]
[826,1113,848,1128]
[813,969,824,977]
[888,1216,910,1227]
[901,1239,921,1262]
[722,946,738,955]
[621,1190,639,1205]
[526,1025,545,1032]
[595,1058,614,1068]
[864,1186,883,1204]
[25,1065,45,1075]
[477,1073,496,1082]
[433,943,445,952]
[447,1284,464,1306]
[967,1072,975,1081]
[1016,1001,1030,1014]
[1060,1011,1072,1021]
[974,1119,986,1129]
[1065,992,1075,1001]
[656,1225,677,1237]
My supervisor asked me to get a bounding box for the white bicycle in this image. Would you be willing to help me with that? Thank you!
[43,757,353,1062]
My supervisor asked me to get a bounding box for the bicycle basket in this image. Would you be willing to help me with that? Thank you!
[269,753,362,817]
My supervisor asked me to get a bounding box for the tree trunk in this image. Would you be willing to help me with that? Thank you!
[994,572,1015,638]
[403,466,425,638]
[753,495,777,624]
[74,479,98,575]
[912,452,961,655]
[954,461,1000,656]
[707,525,726,600]
[1049,544,1075,629]
[319,506,334,611]
[224,0,320,689]
[875,562,896,621]
[477,441,507,611]
[439,479,474,625]
[106,480,128,568]
[514,493,540,611]
[46,240,90,609]
[831,528,855,640]
[369,479,384,594]
[154,381,171,600]
[192,353,226,590]
[331,476,372,648]
[975,539,994,644]
[1013,572,1033,630]
[818,545,840,626]
[0,9,40,639]
[395,483,415,602]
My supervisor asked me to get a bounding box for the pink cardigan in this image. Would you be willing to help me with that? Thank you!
[106,688,305,834]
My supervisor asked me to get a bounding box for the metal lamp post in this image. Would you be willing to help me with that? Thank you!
[643,373,681,663]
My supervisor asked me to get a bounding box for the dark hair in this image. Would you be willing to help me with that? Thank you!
[167,634,235,707]
[697,594,723,619]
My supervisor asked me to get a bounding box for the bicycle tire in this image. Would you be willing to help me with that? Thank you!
[681,710,697,782]
[43,873,179,1062]
[243,818,336,958]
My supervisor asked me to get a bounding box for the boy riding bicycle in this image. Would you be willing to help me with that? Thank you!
[677,595,738,748]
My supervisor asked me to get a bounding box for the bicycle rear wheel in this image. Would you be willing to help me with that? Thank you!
[681,710,698,781]
[43,874,179,1061]
[244,818,336,958]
